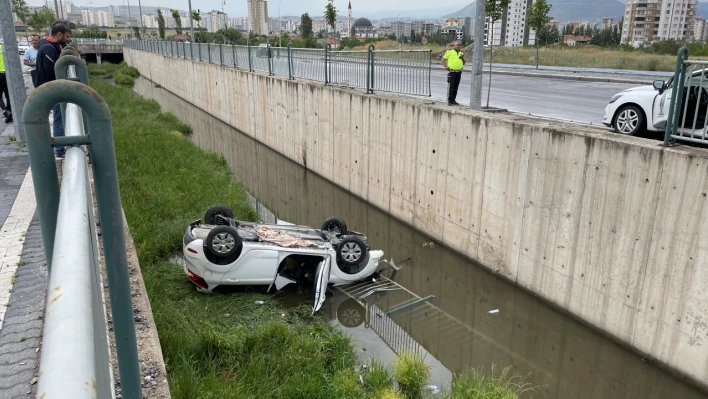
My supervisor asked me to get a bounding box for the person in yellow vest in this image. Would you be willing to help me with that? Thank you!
[442,41,465,106]
[0,44,11,123]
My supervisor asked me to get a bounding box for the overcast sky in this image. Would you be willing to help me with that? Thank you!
[28,0,473,18]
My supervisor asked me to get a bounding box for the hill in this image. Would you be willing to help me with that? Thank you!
[443,0,625,23]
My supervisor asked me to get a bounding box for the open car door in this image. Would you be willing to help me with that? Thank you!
[312,257,332,315]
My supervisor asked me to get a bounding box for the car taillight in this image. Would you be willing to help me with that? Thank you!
[187,269,208,289]
[187,248,198,254]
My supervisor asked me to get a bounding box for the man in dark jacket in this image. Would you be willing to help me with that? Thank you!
[36,23,71,158]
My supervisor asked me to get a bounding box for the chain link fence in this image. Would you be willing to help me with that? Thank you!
[124,39,431,96]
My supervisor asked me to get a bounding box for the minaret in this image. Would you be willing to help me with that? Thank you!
[348,1,352,33]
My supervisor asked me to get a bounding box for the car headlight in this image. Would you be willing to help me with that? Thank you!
[610,94,624,104]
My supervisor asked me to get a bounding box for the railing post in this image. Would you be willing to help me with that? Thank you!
[325,44,330,85]
[428,50,432,97]
[287,44,293,79]
[198,42,202,61]
[22,80,143,399]
[665,46,689,145]
[267,44,273,75]
[183,41,186,59]
[220,43,224,66]
[171,40,174,56]
[233,44,237,68]
[248,42,253,72]
[367,44,375,93]
[208,42,212,63]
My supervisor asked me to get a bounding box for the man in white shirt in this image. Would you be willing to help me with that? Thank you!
[23,35,40,87]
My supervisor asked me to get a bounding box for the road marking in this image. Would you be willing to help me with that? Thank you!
[0,170,37,331]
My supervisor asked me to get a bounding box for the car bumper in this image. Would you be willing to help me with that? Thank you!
[603,103,616,128]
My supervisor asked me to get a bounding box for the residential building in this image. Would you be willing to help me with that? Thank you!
[142,15,158,29]
[462,17,472,38]
[391,21,412,38]
[568,21,596,33]
[548,20,560,30]
[203,10,227,32]
[441,26,463,42]
[229,17,248,30]
[484,0,535,47]
[601,17,615,29]
[83,10,116,27]
[247,0,269,35]
[108,5,120,16]
[695,17,707,42]
[312,19,327,33]
[621,0,698,46]
[564,35,592,46]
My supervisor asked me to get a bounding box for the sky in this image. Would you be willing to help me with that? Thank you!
[29,0,473,18]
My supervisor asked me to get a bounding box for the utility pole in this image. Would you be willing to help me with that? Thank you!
[188,0,195,40]
[278,1,282,47]
[0,0,27,142]
[137,0,144,38]
[469,0,485,110]
[53,0,60,19]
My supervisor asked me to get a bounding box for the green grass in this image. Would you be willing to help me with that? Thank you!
[92,73,531,399]
[444,366,535,399]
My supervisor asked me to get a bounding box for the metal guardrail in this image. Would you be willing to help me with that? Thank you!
[73,38,124,45]
[124,39,432,96]
[23,44,142,398]
[663,47,708,145]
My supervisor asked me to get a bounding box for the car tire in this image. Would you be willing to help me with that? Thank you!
[613,105,645,135]
[322,217,348,236]
[336,236,368,267]
[205,226,242,259]
[204,205,233,225]
[337,298,365,328]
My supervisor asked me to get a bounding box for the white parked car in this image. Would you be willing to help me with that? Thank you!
[603,70,708,136]
[17,42,28,55]
[182,206,385,314]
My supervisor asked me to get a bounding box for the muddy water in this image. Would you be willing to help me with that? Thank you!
[134,77,708,399]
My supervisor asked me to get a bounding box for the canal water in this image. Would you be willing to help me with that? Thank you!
[134,77,708,399]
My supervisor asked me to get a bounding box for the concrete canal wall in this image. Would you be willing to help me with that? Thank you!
[124,47,708,387]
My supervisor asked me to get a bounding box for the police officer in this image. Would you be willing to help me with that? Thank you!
[0,43,10,123]
[442,41,465,106]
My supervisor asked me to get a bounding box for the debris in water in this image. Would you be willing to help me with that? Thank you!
[224,314,230,317]
[488,309,500,314]
[255,300,266,305]
[427,385,441,394]
[422,242,436,249]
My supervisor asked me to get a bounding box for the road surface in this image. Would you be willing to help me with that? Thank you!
[228,51,659,126]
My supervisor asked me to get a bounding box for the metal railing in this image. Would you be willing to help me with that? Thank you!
[23,44,141,398]
[124,39,432,96]
[72,38,124,45]
[664,47,708,145]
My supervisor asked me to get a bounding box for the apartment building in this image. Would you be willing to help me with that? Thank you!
[248,0,269,35]
[695,16,707,42]
[83,10,116,27]
[484,0,535,47]
[621,0,698,46]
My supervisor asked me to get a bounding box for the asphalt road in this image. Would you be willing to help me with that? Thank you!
[429,69,648,126]
[246,53,657,126]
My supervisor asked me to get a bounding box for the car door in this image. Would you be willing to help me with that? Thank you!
[222,248,279,285]
[311,257,332,315]
[653,80,672,130]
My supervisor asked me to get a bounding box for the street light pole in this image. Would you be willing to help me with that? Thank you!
[53,0,60,19]
[469,0,485,110]
[0,0,27,142]
[137,0,144,38]
[188,0,195,40]
[278,1,282,47]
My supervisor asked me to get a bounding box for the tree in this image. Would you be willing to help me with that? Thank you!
[528,0,552,69]
[132,26,141,39]
[192,9,202,36]
[11,0,30,38]
[324,2,337,33]
[485,0,510,108]
[350,25,356,39]
[171,9,183,34]
[27,7,54,35]
[157,9,166,39]
[117,32,122,39]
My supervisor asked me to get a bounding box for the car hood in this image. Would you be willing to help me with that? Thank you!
[618,85,654,94]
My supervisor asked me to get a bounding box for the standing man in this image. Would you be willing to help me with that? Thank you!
[36,23,72,158]
[23,35,40,88]
[0,43,10,123]
[442,41,465,106]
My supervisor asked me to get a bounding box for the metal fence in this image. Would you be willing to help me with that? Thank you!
[664,47,708,145]
[24,46,141,398]
[124,39,432,96]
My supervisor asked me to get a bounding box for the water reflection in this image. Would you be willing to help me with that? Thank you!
[134,77,708,399]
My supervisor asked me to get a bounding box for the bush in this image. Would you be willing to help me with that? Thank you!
[445,365,534,399]
[114,72,135,86]
[119,66,140,78]
[393,352,430,399]
[158,112,192,135]
[374,387,406,399]
[363,361,394,394]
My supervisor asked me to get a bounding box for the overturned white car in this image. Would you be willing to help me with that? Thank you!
[182,206,385,314]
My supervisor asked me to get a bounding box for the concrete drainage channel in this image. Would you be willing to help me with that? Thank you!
[135,76,708,399]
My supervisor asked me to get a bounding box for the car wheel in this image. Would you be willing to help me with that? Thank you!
[337,298,365,328]
[322,217,348,235]
[204,205,233,225]
[205,226,242,258]
[613,105,645,135]
[336,236,368,267]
